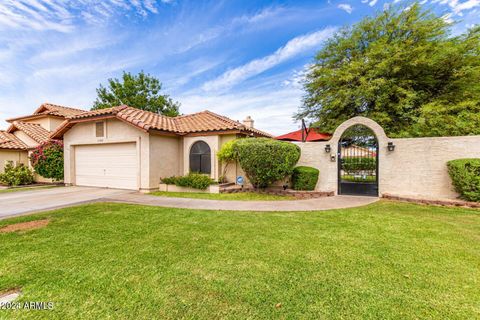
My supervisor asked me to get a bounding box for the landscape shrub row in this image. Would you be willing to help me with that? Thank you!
[342,157,376,172]
[161,172,215,190]
[447,159,480,202]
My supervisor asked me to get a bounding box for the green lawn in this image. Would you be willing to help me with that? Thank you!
[0,185,57,194]
[0,202,479,319]
[150,191,293,200]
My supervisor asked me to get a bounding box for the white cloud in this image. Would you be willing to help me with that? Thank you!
[369,0,379,7]
[433,0,480,15]
[179,86,304,135]
[0,0,163,31]
[201,27,337,92]
[338,4,353,13]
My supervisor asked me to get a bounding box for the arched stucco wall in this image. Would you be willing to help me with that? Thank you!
[295,116,480,199]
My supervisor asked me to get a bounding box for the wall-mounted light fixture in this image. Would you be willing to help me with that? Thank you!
[387,142,395,152]
[330,154,336,162]
[325,144,331,153]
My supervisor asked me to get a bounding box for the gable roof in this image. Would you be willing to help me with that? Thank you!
[7,121,51,144]
[6,103,85,123]
[276,128,331,142]
[51,105,272,138]
[0,131,28,150]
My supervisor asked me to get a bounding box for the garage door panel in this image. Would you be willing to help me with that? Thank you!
[75,143,138,190]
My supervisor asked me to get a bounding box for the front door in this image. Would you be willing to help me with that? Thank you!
[338,125,378,196]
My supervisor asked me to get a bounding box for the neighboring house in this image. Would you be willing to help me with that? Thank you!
[276,127,331,142]
[0,103,85,181]
[51,105,271,191]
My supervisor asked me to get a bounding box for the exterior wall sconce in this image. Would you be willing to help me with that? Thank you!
[325,144,331,153]
[330,154,336,162]
[387,142,395,152]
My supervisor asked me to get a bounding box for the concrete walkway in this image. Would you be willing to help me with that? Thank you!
[104,193,378,212]
[0,186,131,220]
[0,186,378,220]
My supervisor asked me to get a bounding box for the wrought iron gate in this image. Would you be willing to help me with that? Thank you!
[338,125,378,196]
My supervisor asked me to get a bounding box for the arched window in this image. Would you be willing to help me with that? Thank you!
[189,141,211,174]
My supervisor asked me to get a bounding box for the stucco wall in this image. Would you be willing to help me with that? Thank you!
[296,116,480,200]
[63,118,150,190]
[0,150,28,173]
[23,116,64,132]
[149,133,181,187]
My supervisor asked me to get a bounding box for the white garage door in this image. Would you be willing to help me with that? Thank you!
[75,143,138,190]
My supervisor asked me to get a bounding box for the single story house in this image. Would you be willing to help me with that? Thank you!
[51,105,271,191]
[0,103,85,181]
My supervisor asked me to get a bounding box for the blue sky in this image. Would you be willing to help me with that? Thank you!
[0,0,479,135]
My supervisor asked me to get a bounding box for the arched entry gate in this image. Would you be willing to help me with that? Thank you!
[338,125,379,196]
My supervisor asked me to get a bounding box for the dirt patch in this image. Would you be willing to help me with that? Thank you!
[0,219,50,233]
[0,287,21,297]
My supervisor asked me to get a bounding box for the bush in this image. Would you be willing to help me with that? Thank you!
[233,138,301,188]
[30,140,64,181]
[292,166,319,191]
[447,159,480,202]
[161,172,214,190]
[217,139,240,183]
[0,163,34,186]
[342,157,376,172]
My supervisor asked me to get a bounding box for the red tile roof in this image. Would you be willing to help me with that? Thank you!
[7,121,51,144]
[0,131,28,150]
[276,128,331,142]
[52,106,272,138]
[6,103,85,122]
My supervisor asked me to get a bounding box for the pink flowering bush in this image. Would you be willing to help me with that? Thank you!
[30,140,64,181]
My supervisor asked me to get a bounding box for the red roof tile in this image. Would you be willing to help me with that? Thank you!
[0,131,28,150]
[7,121,51,144]
[52,106,272,138]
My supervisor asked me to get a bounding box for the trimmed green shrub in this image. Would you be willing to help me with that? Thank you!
[292,166,319,191]
[161,172,214,190]
[0,163,34,186]
[342,157,376,172]
[233,138,301,188]
[30,140,64,181]
[217,139,240,183]
[447,159,480,202]
[160,176,177,185]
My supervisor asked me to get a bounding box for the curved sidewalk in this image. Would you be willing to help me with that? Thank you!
[104,193,378,212]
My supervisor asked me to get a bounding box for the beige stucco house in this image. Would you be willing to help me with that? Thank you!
[0,103,85,181]
[51,105,271,191]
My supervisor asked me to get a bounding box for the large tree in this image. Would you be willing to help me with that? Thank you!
[92,71,180,116]
[297,4,480,137]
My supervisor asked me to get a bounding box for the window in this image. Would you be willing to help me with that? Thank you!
[95,122,105,138]
[189,141,211,174]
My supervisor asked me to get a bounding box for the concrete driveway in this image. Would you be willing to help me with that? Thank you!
[0,186,132,220]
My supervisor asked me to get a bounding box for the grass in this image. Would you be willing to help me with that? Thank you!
[341,174,377,182]
[0,202,479,319]
[0,185,57,194]
[149,191,293,200]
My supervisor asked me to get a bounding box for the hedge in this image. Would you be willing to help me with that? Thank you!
[161,172,214,190]
[292,166,319,191]
[233,138,300,188]
[447,159,480,202]
[342,157,376,172]
[0,163,34,186]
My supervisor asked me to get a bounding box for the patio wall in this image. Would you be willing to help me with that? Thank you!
[296,116,480,200]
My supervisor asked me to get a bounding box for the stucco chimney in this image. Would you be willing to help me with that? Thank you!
[242,116,254,128]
